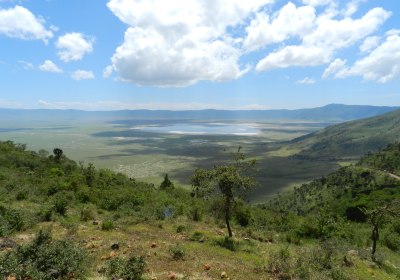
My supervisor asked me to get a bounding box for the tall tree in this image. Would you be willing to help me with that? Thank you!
[361,200,400,261]
[191,147,256,237]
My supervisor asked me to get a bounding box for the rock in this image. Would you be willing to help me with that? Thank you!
[221,271,228,278]
[100,255,110,261]
[111,243,120,250]
[204,263,211,271]
[48,269,59,279]
[0,238,16,249]
[109,251,118,258]
[167,271,176,279]
[85,243,96,249]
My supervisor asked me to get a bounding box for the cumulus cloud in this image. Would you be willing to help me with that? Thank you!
[71,70,95,80]
[322,58,347,79]
[336,35,400,83]
[56,32,94,62]
[244,2,316,51]
[255,4,390,72]
[39,60,63,73]
[106,0,272,87]
[256,45,329,71]
[359,36,380,53]
[296,77,316,84]
[0,5,53,42]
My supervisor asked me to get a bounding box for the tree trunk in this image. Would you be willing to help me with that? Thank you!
[225,197,233,237]
[371,225,379,261]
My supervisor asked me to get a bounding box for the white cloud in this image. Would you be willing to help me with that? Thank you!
[359,36,380,53]
[0,5,53,42]
[39,60,63,73]
[336,35,400,83]
[302,0,332,7]
[56,32,94,62]
[255,5,390,72]
[103,65,114,78]
[71,70,95,80]
[17,60,34,70]
[256,45,329,71]
[106,0,272,87]
[322,58,347,79]
[343,0,367,18]
[244,2,316,51]
[296,77,316,84]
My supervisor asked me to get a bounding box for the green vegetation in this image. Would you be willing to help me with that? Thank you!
[0,140,399,279]
[287,108,400,160]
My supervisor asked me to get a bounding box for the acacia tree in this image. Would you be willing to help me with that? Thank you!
[361,200,400,261]
[160,174,174,190]
[53,148,63,163]
[190,147,256,237]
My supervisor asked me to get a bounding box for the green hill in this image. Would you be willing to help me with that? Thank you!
[286,108,400,160]
[0,140,399,279]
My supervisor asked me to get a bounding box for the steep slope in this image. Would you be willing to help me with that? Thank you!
[287,108,400,160]
[272,143,400,219]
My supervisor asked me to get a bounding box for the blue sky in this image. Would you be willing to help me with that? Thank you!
[0,0,399,110]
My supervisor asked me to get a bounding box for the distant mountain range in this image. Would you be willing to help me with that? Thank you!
[0,104,398,122]
[289,107,400,160]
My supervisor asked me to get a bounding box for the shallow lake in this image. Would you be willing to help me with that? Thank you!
[131,123,260,135]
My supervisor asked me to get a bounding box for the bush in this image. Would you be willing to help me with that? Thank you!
[176,225,186,233]
[107,254,146,280]
[16,191,27,201]
[53,195,68,216]
[0,230,88,280]
[102,220,114,231]
[266,247,293,280]
[80,207,95,222]
[0,206,24,236]
[169,244,185,260]
[382,232,400,251]
[190,231,205,242]
[234,203,253,227]
[214,236,239,251]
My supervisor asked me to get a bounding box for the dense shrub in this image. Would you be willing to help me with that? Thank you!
[107,254,146,280]
[102,220,114,231]
[382,231,400,251]
[53,195,68,216]
[0,230,88,280]
[0,206,24,236]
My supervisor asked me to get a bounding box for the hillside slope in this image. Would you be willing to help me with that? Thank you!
[287,108,400,160]
[271,143,400,219]
[1,141,399,279]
